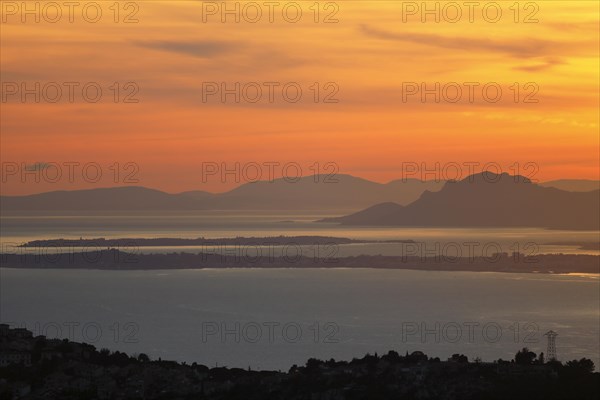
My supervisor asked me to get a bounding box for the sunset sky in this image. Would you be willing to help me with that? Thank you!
[1,0,599,195]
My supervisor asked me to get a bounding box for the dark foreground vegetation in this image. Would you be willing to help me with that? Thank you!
[1,325,598,400]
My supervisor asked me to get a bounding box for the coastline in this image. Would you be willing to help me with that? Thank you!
[2,251,599,275]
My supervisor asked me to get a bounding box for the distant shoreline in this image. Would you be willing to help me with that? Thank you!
[2,250,598,274]
[17,236,415,248]
[1,267,599,277]
[545,242,600,251]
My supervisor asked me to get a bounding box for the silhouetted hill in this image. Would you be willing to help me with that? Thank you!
[540,179,600,192]
[0,175,444,212]
[0,187,212,212]
[320,173,600,230]
[207,174,443,210]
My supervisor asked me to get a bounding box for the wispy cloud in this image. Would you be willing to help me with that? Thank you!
[359,24,591,59]
[136,40,240,58]
[547,21,600,33]
[513,57,567,72]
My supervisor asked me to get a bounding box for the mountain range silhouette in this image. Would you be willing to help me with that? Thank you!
[320,173,599,230]
[2,173,598,229]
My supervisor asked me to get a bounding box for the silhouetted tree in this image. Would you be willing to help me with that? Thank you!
[515,347,536,365]
[383,350,400,363]
[449,354,468,363]
[305,358,322,373]
[566,358,595,374]
[538,352,545,364]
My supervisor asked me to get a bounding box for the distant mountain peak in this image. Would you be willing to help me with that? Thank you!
[451,172,532,185]
[320,172,599,230]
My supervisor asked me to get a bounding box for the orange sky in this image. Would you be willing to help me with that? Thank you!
[1,0,599,195]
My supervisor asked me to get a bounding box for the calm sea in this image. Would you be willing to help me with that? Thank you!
[2,268,599,370]
[1,213,598,370]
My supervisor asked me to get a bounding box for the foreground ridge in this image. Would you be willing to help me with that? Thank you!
[1,324,597,400]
